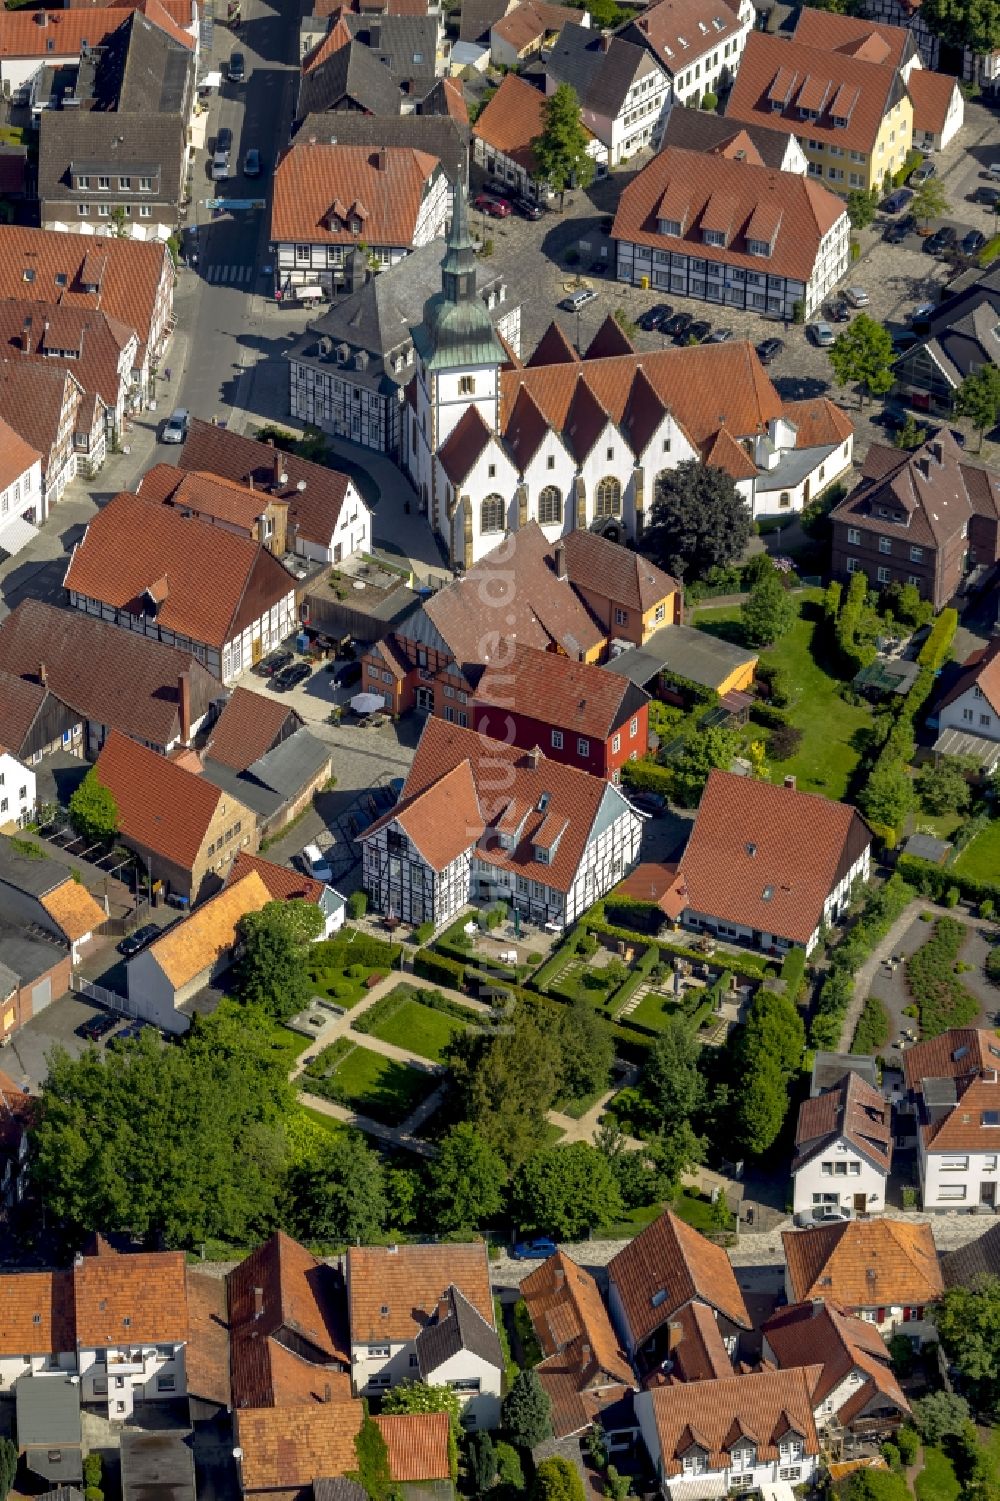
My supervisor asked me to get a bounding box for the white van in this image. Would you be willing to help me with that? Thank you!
[301,843,333,883]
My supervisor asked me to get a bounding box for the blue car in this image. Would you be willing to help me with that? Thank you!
[883,187,913,215]
[511,1238,558,1260]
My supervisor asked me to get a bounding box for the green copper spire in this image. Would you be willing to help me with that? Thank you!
[412,178,507,373]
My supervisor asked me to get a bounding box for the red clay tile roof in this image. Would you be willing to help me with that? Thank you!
[703,426,759,481]
[64,490,294,651]
[142,466,272,533]
[0,1070,35,1156]
[585,315,635,361]
[669,1298,736,1382]
[782,1220,943,1308]
[623,0,745,73]
[272,143,444,247]
[421,75,469,121]
[74,1247,189,1346]
[178,419,355,549]
[612,146,846,284]
[473,72,557,174]
[763,1298,907,1416]
[0,358,82,474]
[492,0,579,51]
[474,641,645,741]
[372,759,485,871]
[938,641,1000,719]
[229,850,325,904]
[206,688,302,773]
[642,1366,823,1473]
[906,67,959,132]
[608,1209,750,1348]
[0,667,46,756]
[794,1070,892,1174]
[0,298,136,412]
[347,1241,493,1345]
[38,879,106,943]
[831,430,991,553]
[236,1399,364,1493]
[678,769,872,946]
[0,1270,75,1355]
[375,1413,451,1482]
[0,413,40,496]
[791,7,908,65]
[186,1269,232,1406]
[94,729,227,871]
[528,320,581,368]
[521,1251,634,1427]
[726,31,907,154]
[785,396,855,450]
[904,1028,1000,1093]
[438,404,494,487]
[556,529,679,615]
[613,863,688,920]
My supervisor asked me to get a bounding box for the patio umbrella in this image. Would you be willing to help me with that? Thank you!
[350,692,385,715]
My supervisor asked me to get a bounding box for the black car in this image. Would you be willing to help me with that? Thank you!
[972,185,1000,207]
[825,299,850,322]
[706,327,733,343]
[78,1011,120,1042]
[687,320,712,342]
[884,215,914,244]
[961,228,986,255]
[925,225,957,255]
[257,649,293,678]
[756,336,785,365]
[228,49,246,81]
[638,303,673,331]
[513,196,543,221]
[664,311,693,340]
[272,661,312,692]
[118,923,161,959]
[334,659,363,687]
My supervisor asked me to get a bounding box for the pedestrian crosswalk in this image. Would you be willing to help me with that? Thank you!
[205,263,254,284]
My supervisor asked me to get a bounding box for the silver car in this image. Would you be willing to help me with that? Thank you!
[161,408,189,444]
[796,1204,852,1227]
[810,320,835,347]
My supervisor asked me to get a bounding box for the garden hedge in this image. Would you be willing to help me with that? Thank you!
[897,853,1000,907]
[607,944,659,1013]
[917,608,957,670]
[585,916,775,981]
[809,875,914,1048]
[780,947,807,1006]
[604,895,666,933]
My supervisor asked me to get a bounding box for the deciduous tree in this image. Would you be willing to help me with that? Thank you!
[512,1142,623,1239]
[857,758,913,831]
[934,1279,1000,1415]
[557,997,614,1104]
[532,84,594,209]
[0,1438,16,1501]
[427,1123,508,1230]
[285,1129,386,1245]
[911,175,950,228]
[447,1003,562,1167]
[532,1458,586,1501]
[912,1389,973,1444]
[741,568,795,647]
[235,900,323,1020]
[915,756,973,816]
[68,768,118,845]
[919,0,1000,60]
[847,188,878,228]
[669,726,741,807]
[643,460,752,581]
[828,314,896,408]
[956,366,1000,449]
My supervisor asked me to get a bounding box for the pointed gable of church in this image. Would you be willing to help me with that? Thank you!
[438,405,495,487]
[563,377,613,464]
[527,320,580,367]
[585,315,634,360]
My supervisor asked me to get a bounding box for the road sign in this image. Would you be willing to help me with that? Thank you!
[202,198,265,210]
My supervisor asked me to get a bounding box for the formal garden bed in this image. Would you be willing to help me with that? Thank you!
[351,983,476,1063]
[300,1038,435,1125]
[906,916,981,1037]
[305,927,403,1008]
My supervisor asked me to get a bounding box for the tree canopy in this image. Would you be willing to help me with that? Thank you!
[828,314,896,408]
[533,84,595,206]
[911,175,950,228]
[235,900,323,1020]
[381,1382,462,1423]
[669,726,741,807]
[956,365,1000,448]
[512,1141,623,1238]
[919,0,1000,56]
[532,1457,587,1501]
[446,1002,562,1167]
[643,460,752,581]
[68,769,118,845]
[502,1369,553,1448]
[741,567,795,647]
[284,1128,387,1246]
[934,1278,1000,1415]
[427,1123,508,1231]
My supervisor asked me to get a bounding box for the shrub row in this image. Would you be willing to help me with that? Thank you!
[314,928,402,971]
[835,571,875,677]
[897,853,1000,907]
[351,984,474,1035]
[851,994,890,1054]
[604,895,665,933]
[608,944,659,1014]
[780,947,807,1006]
[620,759,674,796]
[917,608,958,669]
[585,916,776,981]
[905,916,979,1037]
[809,875,914,1048]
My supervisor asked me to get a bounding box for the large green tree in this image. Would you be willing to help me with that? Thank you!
[915,756,973,816]
[30,1003,291,1246]
[669,726,741,807]
[68,768,118,845]
[911,175,950,228]
[828,314,896,408]
[919,0,1000,57]
[285,1129,386,1245]
[556,997,614,1104]
[643,460,752,581]
[741,568,795,647]
[912,1389,973,1443]
[725,990,804,1156]
[532,1457,587,1501]
[235,899,323,1020]
[644,1016,705,1123]
[447,1003,562,1167]
[532,84,595,208]
[511,1142,623,1239]
[857,758,913,831]
[427,1123,508,1230]
[934,1278,1000,1415]
[502,1369,552,1448]
[956,366,1000,449]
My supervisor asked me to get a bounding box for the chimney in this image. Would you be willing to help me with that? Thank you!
[554,541,567,580]
[811,1297,824,1315]
[599,27,611,48]
[527,745,542,769]
[930,438,944,464]
[273,446,284,487]
[324,1383,332,1402]
[666,1320,683,1352]
[783,774,796,790]
[253,1287,264,1319]
[581,1341,591,1363]
[308,133,317,145]
[178,670,191,744]
[34,9,48,23]
[376,147,388,171]
[21,317,31,355]
[38,661,47,687]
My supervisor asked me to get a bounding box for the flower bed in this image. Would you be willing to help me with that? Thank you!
[905,916,980,1037]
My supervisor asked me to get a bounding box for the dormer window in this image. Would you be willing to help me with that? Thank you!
[659,218,682,236]
[534,846,549,864]
[350,218,362,234]
[682,1453,706,1476]
[746,238,772,257]
[703,228,726,246]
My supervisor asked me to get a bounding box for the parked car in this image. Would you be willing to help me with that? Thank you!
[687,319,711,342]
[884,214,914,244]
[300,842,333,883]
[925,224,957,255]
[845,286,870,307]
[512,1238,559,1259]
[908,300,936,322]
[257,648,294,677]
[972,185,1000,206]
[756,336,785,365]
[513,196,543,220]
[796,1204,852,1227]
[638,303,672,331]
[243,147,262,177]
[473,193,511,218]
[882,187,913,214]
[334,659,363,687]
[985,163,1000,181]
[706,327,733,342]
[892,328,919,354]
[824,299,849,322]
[810,320,835,347]
[910,159,936,185]
[664,311,693,340]
[161,407,190,444]
[272,661,312,692]
[211,125,233,181]
[228,49,246,81]
[630,791,666,816]
[961,228,986,255]
[118,923,161,959]
[559,288,598,312]
[78,1011,120,1042]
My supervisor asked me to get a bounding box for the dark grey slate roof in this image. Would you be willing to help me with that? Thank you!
[603,623,757,693]
[901,832,952,865]
[546,22,651,116]
[344,13,439,82]
[297,38,402,119]
[16,1375,82,1485]
[897,268,1000,391]
[38,1489,85,1501]
[415,1284,503,1377]
[315,1481,368,1501]
[0,835,70,899]
[460,0,508,42]
[0,920,68,987]
[202,729,331,821]
[942,1221,1000,1289]
[39,110,187,211]
[120,1430,196,1501]
[297,109,469,184]
[0,957,18,999]
[656,103,794,168]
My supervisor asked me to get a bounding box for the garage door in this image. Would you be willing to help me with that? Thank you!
[31,977,52,1014]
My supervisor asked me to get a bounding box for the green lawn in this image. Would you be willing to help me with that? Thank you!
[955,818,1000,883]
[603,1201,666,1238]
[357,994,469,1063]
[298,1103,349,1136]
[302,1038,434,1125]
[256,1016,309,1073]
[694,590,873,800]
[626,987,685,1031]
[916,1447,961,1501]
[672,1188,723,1234]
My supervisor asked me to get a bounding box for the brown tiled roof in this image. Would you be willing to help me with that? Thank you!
[0,1269,75,1355]
[142,466,271,533]
[0,227,169,363]
[64,490,293,651]
[0,598,221,752]
[557,529,679,616]
[536,1370,630,1439]
[763,1299,909,1420]
[474,642,645,741]
[372,759,484,871]
[907,66,957,133]
[374,1413,451,1481]
[613,863,687,920]
[528,320,581,368]
[563,377,612,464]
[785,396,855,449]
[420,75,469,122]
[669,1298,736,1382]
[0,0,190,54]
[521,1251,633,1394]
[794,1070,892,1174]
[178,419,354,549]
[782,1221,943,1308]
[37,879,105,943]
[585,315,635,361]
[229,851,325,904]
[831,430,994,554]
[678,769,871,945]
[74,1247,188,1346]
[0,667,46,756]
[623,0,744,73]
[0,413,40,496]
[608,1209,750,1348]
[271,143,443,246]
[791,8,909,67]
[186,1269,232,1406]
[725,30,906,155]
[612,146,846,284]
[146,870,271,989]
[0,358,81,473]
[236,1400,363,1493]
[206,688,302,773]
[472,72,552,175]
[704,426,759,481]
[347,1242,493,1345]
[0,298,136,413]
[642,1366,823,1473]
[438,404,494,487]
[918,1072,1000,1153]
[492,0,578,52]
[93,729,226,871]
[939,643,1000,719]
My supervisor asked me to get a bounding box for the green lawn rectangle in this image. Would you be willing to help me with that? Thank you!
[954,819,1000,883]
[303,1039,434,1125]
[626,988,684,1032]
[362,995,470,1063]
[916,1448,960,1501]
[694,591,873,801]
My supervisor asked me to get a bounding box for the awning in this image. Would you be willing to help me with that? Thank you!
[0,513,39,557]
[933,728,1000,769]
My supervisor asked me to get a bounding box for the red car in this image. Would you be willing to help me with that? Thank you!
[473,193,511,219]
